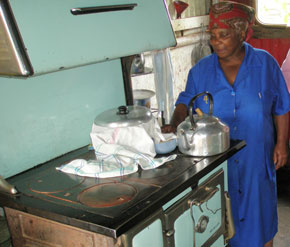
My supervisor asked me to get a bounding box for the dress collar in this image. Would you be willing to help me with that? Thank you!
[211,42,262,68]
[242,42,263,68]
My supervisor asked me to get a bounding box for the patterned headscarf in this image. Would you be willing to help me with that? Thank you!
[209,1,255,41]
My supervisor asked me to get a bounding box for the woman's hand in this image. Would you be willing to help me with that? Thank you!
[161,104,188,134]
[273,143,288,170]
[161,124,177,133]
[274,113,289,170]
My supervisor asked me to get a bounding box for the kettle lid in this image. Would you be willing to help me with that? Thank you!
[94,105,152,128]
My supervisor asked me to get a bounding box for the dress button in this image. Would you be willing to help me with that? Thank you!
[233,127,237,131]
[240,218,245,222]
[239,189,242,194]
[234,160,239,164]
[231,91,235,96]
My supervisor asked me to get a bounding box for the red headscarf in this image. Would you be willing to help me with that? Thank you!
[209,1,255,41]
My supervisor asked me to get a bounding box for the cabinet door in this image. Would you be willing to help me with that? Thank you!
[9,0,176,75]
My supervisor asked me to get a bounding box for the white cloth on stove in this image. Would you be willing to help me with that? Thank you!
[56,118,177,178]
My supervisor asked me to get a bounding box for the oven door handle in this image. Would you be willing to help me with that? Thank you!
[188,186,219,212]
[188,186,219,247]
[71,4,137,15]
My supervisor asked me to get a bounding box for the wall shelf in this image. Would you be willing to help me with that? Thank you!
[171,15,209,32]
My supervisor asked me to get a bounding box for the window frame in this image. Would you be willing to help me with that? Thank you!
[252,0,290,39]
[255,0,288,27]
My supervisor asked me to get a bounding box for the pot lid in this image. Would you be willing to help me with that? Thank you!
[94,105,152,128]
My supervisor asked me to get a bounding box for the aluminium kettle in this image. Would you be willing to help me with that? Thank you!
[177,92,230,156]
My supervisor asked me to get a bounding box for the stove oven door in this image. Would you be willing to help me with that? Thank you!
[163,169,226,247]
[119,208,165,247]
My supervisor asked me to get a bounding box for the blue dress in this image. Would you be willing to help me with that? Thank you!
[176,42,290,246]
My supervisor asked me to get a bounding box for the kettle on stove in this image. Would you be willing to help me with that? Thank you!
[177,92,230,156]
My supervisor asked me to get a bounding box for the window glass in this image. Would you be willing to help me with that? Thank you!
[256,0,290,26]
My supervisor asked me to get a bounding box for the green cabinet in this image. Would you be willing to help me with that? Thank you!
[9,0,176,75]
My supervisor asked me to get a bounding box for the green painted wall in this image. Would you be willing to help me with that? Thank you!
[0,59,126,178]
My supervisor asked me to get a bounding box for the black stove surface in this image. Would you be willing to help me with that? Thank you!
[11,149,199,216]
[0,140,245,238]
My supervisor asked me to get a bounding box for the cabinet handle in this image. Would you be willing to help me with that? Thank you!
[188,186,219,212]
[71,4,137,15]
[0,176,18,195]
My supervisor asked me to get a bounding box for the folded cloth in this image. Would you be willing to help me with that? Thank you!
[56,157,138,178]
[90,123,156,157]
[56,147,177,178]
[57,117,177,178]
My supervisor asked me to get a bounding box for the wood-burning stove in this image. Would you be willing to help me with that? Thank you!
[0,140,245,247]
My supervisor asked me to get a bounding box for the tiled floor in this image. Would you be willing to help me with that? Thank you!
[275,166,290,247]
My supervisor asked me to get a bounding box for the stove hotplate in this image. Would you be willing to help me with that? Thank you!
[78,182,137,208]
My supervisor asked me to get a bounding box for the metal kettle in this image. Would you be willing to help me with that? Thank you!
[177,92,230,156]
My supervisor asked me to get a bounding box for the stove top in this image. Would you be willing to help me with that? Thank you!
[1,140,245,238]
[13,149,200,218]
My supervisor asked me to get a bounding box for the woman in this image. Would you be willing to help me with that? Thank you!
[163,2,289,247]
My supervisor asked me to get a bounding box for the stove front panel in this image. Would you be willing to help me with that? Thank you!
[163,166,226,247]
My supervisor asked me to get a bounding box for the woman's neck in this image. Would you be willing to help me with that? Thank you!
[218,44,245,66]
[218,45,245,86]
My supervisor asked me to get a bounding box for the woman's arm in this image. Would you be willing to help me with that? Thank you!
[161,104,188,133]
[273,113,289,169]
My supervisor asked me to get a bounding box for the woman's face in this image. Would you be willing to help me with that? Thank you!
[209,28,244,60]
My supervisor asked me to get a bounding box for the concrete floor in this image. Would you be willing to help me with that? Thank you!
[275,166,290,247]
[0,216,10,247]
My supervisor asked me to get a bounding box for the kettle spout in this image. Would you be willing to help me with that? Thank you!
[180,129,195,151]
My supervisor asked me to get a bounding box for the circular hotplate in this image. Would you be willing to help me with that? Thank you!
[78,182,137,208]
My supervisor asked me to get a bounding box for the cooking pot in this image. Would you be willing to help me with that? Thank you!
[92,105,156,157]
[177,92,230,156]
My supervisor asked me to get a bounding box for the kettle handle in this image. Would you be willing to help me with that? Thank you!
[188,92,213,129]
